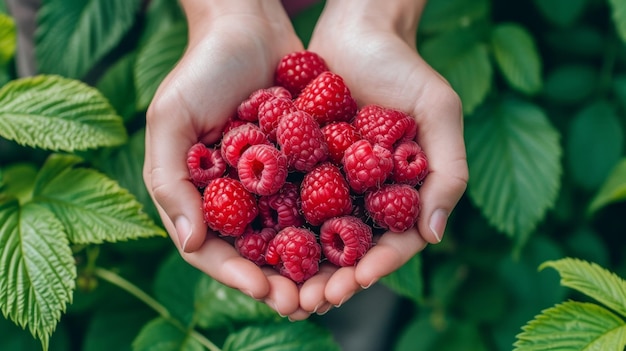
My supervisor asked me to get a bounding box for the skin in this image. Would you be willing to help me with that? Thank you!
[143,0,468,321]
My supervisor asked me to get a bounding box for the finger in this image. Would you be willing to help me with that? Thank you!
[261,267,301,317]
[325,266,361,307]
[355,226,427,289]
[287,308,311,322]
[299,263,336,313]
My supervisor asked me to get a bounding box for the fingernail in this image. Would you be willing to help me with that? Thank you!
[360,278,378,290]
[316,303,332,316]
[175,216,192,251]
[313,301,325,314]
[429,209,448,243]
[334,293,353,308]
[242,289,258,300]
[266,300,286,317]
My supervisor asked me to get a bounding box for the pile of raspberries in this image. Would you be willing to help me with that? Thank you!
[186,51,429,284]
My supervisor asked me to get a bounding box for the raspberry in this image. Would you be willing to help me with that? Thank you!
[275,50,329,96]
[276,110,329,172]
[186,143,227,188]
[364,184,421,233]
[320,216,372,267]
[391,141,429,186]
[223,116,248,135]
[321,121,361,165]
[220,123,270,167]
[238,144,288,196]
[237,87,292,122]
[235,227,277,266]
[294,71,357,126]
[258,97,298,141]
[258,182,305,231]
[300,163,353,226]
[202,177,258,236]
[265,226,321,283]
[353,104,417,150]
[342,139,393,193]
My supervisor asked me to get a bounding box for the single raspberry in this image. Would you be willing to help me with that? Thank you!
[364,184,421,233]
[342,139,393,193]
[353,104,417,150]
[258,97,298,141]
[265,226,321,283]
[220,123,270,167]
[202,177,258,236]
[238,144,288,196]
[391,141,429,186]
[300,163,353,226]
[321,122,361,165]
[186,143,227,188]
[275,50,329,96]
[237,87,292,122]
[294,71,357,126]
[258,182,305,231]
[320,216,373,267]
[276,110,329,172]
[235,227,277,266]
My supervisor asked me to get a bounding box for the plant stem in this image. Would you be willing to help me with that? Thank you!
[93,267,221,351]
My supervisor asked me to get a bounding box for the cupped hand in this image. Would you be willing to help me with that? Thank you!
[143,0,307,317]
[295,1,469,317]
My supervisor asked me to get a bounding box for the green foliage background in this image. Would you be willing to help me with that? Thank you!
[1,0,626,350]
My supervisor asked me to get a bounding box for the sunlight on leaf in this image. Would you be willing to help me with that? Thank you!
[540,258,626,318]
[588,158,626,216]
[0,75,127,151]
[0,200,76,351]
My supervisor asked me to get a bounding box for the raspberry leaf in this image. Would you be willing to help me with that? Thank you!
[380,254,424,305]
[466,97,562,245]
[0,199,76,351]
[0,14,15,67]
[35,0,141,79]
[96,53,138,122]
[0,75,127,151]
[588,158,626,216]
[420,0,489,35]
[135,22,187,111]
[32,153,165,244]
[223,322,341,351]
[133,317,205,351]
[490,23,542,95]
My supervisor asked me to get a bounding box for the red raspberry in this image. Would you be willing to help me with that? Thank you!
[320,216,372,267]
[294,71,357,126]
[237,87,291,122]
[275,50,329,96]
[220,123,270,167]
[258,97,298,141]
[235,227,277,266]
[321,122,361,165]
[265,226,321,283]
[186,143,227,188]
[353,105,417,150]
[238,144,288,196]
[391,141,429,186]
[364,184,421,233]
[202,177,258,236]
[276,110,329,172]
[258,182,305,231]
[300,163,353,226]
[342,139,393,193]
[223,115,248,135]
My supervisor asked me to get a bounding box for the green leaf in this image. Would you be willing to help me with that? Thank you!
[0,317,71,351]
[380,253,423,304]
[532,0,587,27]
[540,258,626,318]
[96,53,138,122]
[139,0,184,47]
[0,14,16,67]
[132,317,204,351]
[0,75,127,151]
[566,101,623,190]
[32,153,166,244]
[588,159,626,215]
[1,163,37,204]
[83,305,153,351]
[420,0,489,35]
[421,26,492,115]
[609,0,626,43]
[466,97,562,241]
[222,322,341,351]
[0,200,76,351]
[135,22,187,111]
[515,301,626,350]
[490,23,542,95]
[35,0,142,79]
[542,64,597,105]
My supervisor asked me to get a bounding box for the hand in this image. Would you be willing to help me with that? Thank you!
[143,0,308,317]
[294,0,469,318]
